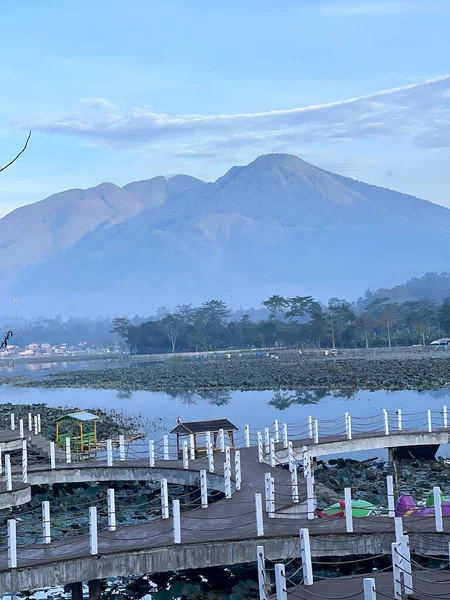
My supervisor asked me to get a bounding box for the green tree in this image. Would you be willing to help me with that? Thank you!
[262,295,289,319]
[111,317,132,350]
[284,296,314,321]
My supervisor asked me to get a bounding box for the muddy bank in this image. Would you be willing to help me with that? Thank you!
[12,354,450,392]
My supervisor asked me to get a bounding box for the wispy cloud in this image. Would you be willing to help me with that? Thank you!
[17,75,450,154]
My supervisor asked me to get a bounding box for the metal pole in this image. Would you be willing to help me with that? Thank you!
[235,450,241,491]
[161,479,169,519]
[107,488,116,531]
[89,507,98,555]
[42,501,51,543]
[344,487,353,532]
[255,493,264,536]
[274,564,287,600]
[299,528,313,585]
[119,434,125,461]
[173,499,181,543]
[200,469,208,508]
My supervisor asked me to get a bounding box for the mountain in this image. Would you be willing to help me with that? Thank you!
[362,272,450,306]
[2,153,450,316]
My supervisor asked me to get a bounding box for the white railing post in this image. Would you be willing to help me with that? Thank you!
[245,425,250,448]
[282,423,288,448]
[0,448,3,475]
[119,434,125,461]
[347,414,352,440]
[235,450,241,491]
[42,501,51,543]
[434,486,443,532]
[314,420,319,444]
[173,499,181,543]
[257,432,264,462]
[28,412,32,432]
[255,493,264,536]
[400,535,413,595]
[7,519,17,568]
[344,487,353,532]
[308,415,313,438]
[182,440,189,469]
[264,427,270,454]
[5,454,12,491]
[303,447,311,478]
[307,475,314,519]
[10,413,15,431]
[265,472,275,517]
[161,479,169,519]
[22,439,28,484]
[274,564,287,600]
[274,419,280,443]
[345,412,349,438]
[219,428,225,452]
[163,435,169,460]
[288,441,294,473]
[207,440,214,473]
[428,409,432,432]
[37,413,41,433]
[149,439,155,467]
[34,415,38,435]
[200,469,208,508]
[387,475,395,517]
[89,506,98,555]
[299,528,313,585]
[107,488,116,531]
[257,545,268,600]
[19,419,24,439]
[291,465,299,503]
[270,438,275,467]
[106,439,113,467]
[189,433,195,460]
[50,441,56,470]
[363,578,376,600]
[397,409,402,431]
[383,408,389,435]
[66,437,71,464]
[224,461,232,499]
[443,405,448,429]
[391,542,402,600]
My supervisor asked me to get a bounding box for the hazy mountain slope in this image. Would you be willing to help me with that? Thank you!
[4,154,450,315]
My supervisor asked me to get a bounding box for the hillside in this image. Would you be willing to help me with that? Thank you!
[2,153,450,315]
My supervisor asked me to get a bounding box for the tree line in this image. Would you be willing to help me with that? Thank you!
[112,295,450,354]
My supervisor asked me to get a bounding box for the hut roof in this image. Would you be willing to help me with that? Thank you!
[55,411,99,422]
[170,418,238,435]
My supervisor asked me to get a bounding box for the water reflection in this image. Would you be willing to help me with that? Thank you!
[269,389,357,410]
[166,390,231,406]
[117,390,134,400]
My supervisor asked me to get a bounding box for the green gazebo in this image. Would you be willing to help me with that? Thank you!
[55,411,99,452]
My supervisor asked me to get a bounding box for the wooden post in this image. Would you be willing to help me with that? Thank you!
[245,425,250,447]
[173,499,181,543]
[5,454,12,491]
[270,438,275,467]
[89,507,98,555]
[119,435,125,461]
[19,419,24,439]
[264,427,270,454]
[28,412,32,431]
[308,415,313,438]
[235,450,241,491]
[189,434,195,460]
[161,479,169,518]
[397,409,402,431]
[363,578,376,600]
[282,423,288,448]
[66,437,71,464]
[7,519,17,568]
[274,564,287,600]
[299,528,313,585]
[207,440,214,473]
[182,440,189,469]
[274,420,280,443]
[257,432,264,463]
[22,439,28,484]
[163,435,169,460]
[344,487,353,532]
[428,409,432,432]
[383,408,389,435]
[257,545,268,600]
[42,501,51,543]
[387,475,395,517]
[106,439,113,467]
[50,441,56,469]
[314,420,319,444]
[443,405,448,429]
[107,488,116,531]
[149,440,155,467]
[291,464,299,503]
[434,486,443,532]
[307,476,314,519]
[255,493,264,536]
[200,470,208,508]
[224,461,232,499]
[10,413,15,431]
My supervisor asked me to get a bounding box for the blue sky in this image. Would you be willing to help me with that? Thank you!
[0,0,449,216]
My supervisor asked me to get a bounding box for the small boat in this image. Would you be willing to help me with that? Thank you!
[396,493,450,517]
[318,499,379,518]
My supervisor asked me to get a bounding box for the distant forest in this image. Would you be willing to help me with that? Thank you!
[4,272,450,351]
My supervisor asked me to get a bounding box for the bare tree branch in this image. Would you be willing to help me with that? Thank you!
[0,130,31,173]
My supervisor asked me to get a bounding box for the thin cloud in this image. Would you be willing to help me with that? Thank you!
[17,75,450,151]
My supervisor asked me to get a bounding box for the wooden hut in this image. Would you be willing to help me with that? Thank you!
[55,411,99,452]
[170,418,238,456]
